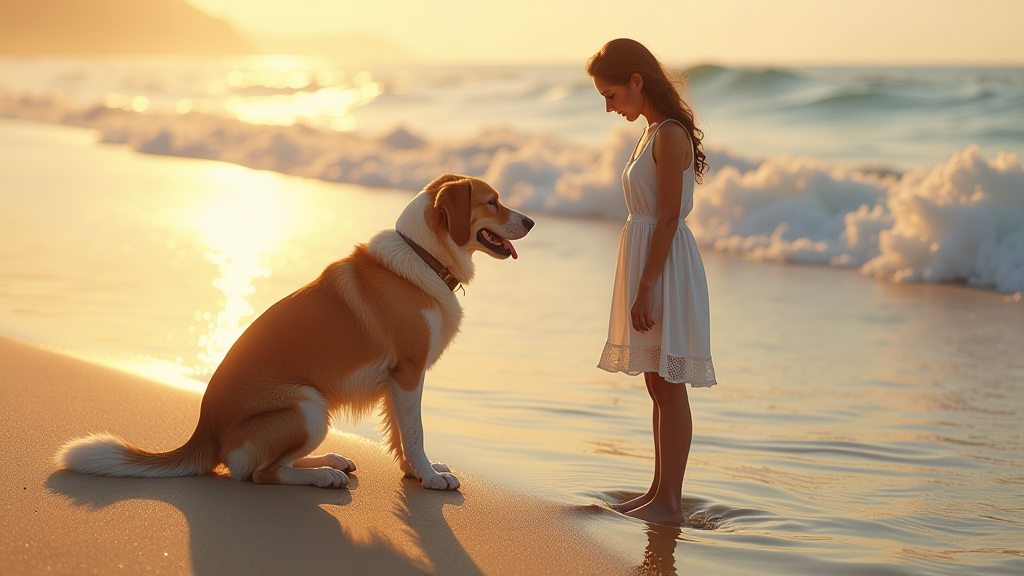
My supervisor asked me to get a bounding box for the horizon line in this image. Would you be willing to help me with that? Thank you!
[1,52,1022,69]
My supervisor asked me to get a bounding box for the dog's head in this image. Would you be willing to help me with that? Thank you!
[425,174,534,260]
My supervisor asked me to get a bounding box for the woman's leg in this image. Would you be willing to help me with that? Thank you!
[626,372,692,524]
[612,374,661,513]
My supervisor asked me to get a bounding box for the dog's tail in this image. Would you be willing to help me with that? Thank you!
[55,422,217,478]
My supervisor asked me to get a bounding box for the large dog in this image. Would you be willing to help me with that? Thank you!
[56,174,534,490]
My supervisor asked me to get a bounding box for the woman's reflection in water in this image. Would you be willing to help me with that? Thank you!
[636,522,682,576]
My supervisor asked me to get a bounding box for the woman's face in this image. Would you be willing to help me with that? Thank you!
[593,73,645,122]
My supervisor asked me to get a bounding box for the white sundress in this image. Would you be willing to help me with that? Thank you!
[597,119,717,387]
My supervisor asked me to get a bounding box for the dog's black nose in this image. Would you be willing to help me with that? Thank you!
[522,216,535,231]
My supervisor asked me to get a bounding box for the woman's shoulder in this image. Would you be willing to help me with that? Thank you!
[652,119,692,167]
[653,120,689,152]
[655,119,687,138]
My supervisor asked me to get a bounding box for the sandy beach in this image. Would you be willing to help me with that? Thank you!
[0,336,628,575]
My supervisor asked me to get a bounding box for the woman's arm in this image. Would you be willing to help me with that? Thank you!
[630,121,692,332]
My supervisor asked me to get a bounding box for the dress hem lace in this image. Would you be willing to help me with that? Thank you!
[598,342,717,388]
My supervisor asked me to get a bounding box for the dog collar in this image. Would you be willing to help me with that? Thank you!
[396,231,463,293]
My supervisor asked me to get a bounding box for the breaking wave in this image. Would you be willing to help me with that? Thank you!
[1,93,1021,295]
[690,148,1024,295]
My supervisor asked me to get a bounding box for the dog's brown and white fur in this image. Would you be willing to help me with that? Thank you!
[56,174,533,490]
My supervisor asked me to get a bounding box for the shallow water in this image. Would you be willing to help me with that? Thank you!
[2,119,1023,575]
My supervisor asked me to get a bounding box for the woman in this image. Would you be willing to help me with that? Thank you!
[590,38,717,525]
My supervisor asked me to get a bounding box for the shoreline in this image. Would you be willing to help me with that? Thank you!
[0,336,628,575]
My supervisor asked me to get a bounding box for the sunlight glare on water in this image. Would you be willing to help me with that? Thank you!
[215,56,383,130]
[185,166,304,374]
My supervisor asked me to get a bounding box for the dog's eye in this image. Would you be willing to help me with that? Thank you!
[488,199,497,206]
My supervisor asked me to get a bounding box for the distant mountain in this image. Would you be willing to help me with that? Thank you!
[0,0,251,55]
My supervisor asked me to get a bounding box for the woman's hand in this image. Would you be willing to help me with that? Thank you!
[630,285,656,332]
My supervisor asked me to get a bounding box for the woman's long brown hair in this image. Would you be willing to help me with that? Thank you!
[587,38,709,183]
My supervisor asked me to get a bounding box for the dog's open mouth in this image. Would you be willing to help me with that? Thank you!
[478,228,518,259]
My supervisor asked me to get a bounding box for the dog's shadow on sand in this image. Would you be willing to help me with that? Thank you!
[45,470,484,576]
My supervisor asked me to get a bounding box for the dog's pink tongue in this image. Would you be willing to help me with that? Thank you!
[503,239,518,259]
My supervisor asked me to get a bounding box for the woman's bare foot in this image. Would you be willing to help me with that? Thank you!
[625,500,687,526]
[611,492,654,514]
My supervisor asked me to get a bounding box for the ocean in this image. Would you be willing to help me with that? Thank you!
[3,58,1022,294]
[1,58,1022,574]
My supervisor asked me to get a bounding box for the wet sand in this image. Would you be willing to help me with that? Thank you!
[0,336,627,575]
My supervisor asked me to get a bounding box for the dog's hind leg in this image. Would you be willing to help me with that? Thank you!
[224,386,349,488]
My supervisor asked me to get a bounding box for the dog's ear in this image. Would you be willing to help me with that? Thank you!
[425,173,465,192]
[434,179,472,246]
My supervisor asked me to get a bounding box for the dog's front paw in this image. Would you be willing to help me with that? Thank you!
[420,470,460,490]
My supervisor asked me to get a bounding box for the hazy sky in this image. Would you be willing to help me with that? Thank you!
[188,0,1023,65]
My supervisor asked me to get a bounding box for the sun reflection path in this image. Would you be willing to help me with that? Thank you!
[195,250,270,372]
[187,166,307,377]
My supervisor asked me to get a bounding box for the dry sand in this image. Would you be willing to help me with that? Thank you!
[0,337,627,575]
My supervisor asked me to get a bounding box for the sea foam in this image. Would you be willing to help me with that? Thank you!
[1,93,1021,295]
[689,147,1024,295]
